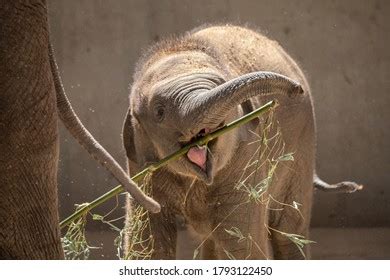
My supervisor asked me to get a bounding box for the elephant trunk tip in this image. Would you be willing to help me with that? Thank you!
[145,198,161,213]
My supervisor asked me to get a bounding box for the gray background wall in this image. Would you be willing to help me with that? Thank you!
[48,0,389,229]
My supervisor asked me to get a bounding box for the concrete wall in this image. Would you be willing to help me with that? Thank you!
[49,0,390,227]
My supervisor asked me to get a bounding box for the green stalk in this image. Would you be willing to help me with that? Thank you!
[60,100,277,229]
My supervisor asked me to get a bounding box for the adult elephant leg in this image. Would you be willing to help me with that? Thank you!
[0,0,63,259]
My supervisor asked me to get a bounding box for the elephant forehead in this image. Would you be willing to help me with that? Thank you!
[142,51,218,85]
[131,71,223,117]
[151,72,224,99]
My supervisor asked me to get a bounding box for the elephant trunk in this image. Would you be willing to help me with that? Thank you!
[184,71,303,133]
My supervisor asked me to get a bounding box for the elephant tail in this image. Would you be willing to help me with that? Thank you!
[48,44,160,214]
[313,174,363,193]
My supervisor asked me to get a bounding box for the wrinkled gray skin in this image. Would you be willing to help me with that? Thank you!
[123,25,361,259]
[0,0,157,259]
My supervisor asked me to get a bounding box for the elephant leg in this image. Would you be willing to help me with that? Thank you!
[211,200,271,260]
[0,1,63,259]
[200,238,218,259]
[149,210,177,259]
[124,196,177,260]
[269,178,313,259]
[269,211,310,259]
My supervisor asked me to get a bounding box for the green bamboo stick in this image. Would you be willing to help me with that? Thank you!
[60,100,277,229]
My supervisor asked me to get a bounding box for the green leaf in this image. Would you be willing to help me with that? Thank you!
[277,152,294,162]
[92,214,104,221]
[225,227,246,243]
[223,248,236,260]
[279,232,316,258]
[193,248,199,260]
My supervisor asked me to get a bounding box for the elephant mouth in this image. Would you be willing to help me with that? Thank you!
[186,143,214,184]
[181,123,224,184]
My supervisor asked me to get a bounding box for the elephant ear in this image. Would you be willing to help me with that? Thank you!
[123,110,157,175]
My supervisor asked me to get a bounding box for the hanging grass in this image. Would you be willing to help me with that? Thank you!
[61,203,100,260]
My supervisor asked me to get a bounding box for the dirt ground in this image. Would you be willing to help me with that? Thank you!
[86,227,390,260]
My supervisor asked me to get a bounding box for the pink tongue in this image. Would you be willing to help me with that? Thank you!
[187,146,207,170]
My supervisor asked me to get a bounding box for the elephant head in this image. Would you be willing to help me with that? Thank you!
[123,52,303,184]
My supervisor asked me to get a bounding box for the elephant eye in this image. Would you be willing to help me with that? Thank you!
[154,105,165,122]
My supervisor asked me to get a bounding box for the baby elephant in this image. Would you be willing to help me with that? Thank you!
[122,25,361,259]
